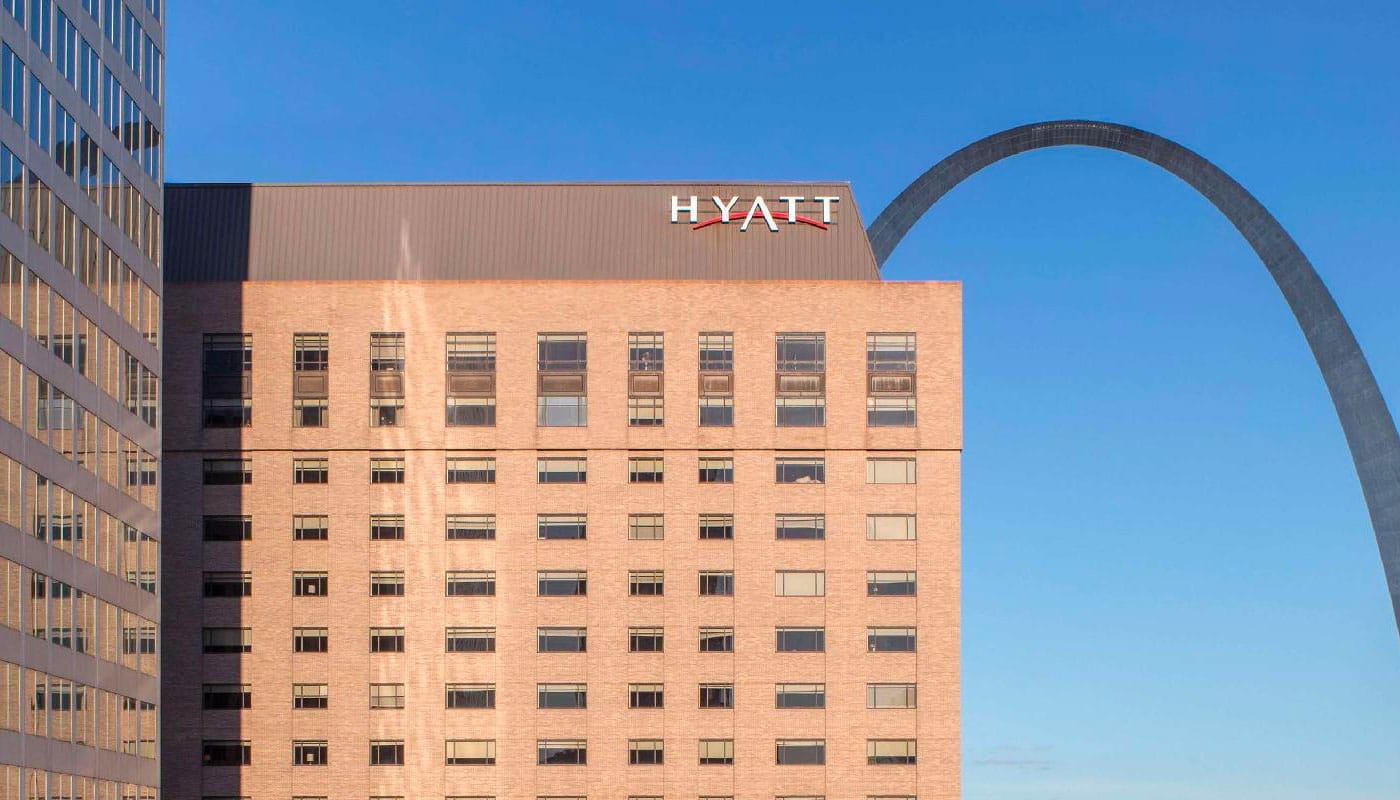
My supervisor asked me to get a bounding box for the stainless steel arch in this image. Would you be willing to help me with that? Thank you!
[868,120,1400,639]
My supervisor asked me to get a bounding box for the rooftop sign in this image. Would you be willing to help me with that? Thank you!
[671,195,839,232]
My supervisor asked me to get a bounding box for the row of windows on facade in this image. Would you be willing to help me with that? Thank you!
[202,331,917,429]
[200,737,919,768]
[0,660,156,757]
[202,626,917,655]
[198,796,913,800]
[0,558,158,674]
[0,764,156,800]
[201,512,919,543]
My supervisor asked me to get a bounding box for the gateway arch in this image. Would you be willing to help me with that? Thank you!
[867,120,1400,639]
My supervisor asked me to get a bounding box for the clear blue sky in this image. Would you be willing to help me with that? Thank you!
[167,3,1400,797]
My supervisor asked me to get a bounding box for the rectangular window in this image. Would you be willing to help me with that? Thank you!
[628,455,663,483]
[536,395,587,427]
[370,515,405,541]
[446,570,495,596]
[868,626,916,652]
[446,456,495,484]
[776,739,825,765]
[868,571,917,596]
[628,396,664,426]
[537,739,587,766]
[629,738,664,765]
[293,627,328,653]
[446,332,496,372]
[698,455,734,483]
[203,515,251,542]
[775,457,824,484]
[776,397,825,427]
[867,739,917,765]
[370,740,404,765]
[629,626,664,652]
[293,515,329,541]
[446,683,495,709]
[293,683,328,709]
[446,397,495,426]
[775,570,825,597]
[294,332,329,371]
[867,333,916,371]
[293,398,327,428]
[699,627,734,652]
[866,457,917,484]
[776,332,824,372]
[776,627,825,652]
[698,397,733,426]
[775,683,825,709]
[201,333,251,428]
[370,457,405,484]
[537,683,587,709]
[866,514,917,541]
[203,458,251,485]
[699,683,734,708]
[369,571,404,597]
[868,397,916,427]
[202,627,251,654]
[629,682,663,708]
[537,456,586,483]
[202,740,251,767]
[698,332,733,371]
[629,570,664,596]
[629,332,664,371]
[776,514,825,540]
[369,683,405,709]
[698,571,733,596]
[537,570,587,596]
[293,457,328,484]
[201,683,251,710]
[537,514,586,540]
[446,626,495,653]
[293,571,328,597]
[537,333,586,371]
[867,683,917,709]
[628,513,664,541]
[202,571,251,598]
[370,397,403,427]
[537,626,586,652]
[446,513,495,540]
[369,627,405,653]
[699,514,733,540]
[370,332,405,371]
[446,739,496,766]
[698,739,734,765]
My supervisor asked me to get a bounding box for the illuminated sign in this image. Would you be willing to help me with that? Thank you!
[671,195,839,232]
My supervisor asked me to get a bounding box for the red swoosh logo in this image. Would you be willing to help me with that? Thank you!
[693,212,829,230]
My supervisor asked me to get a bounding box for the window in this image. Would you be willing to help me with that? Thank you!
[867,739,917,765]
[628,455,664,483]
[868,626,916,652]
[538,333,586,371]
[537,626,586,652]
[370,397,403,427]
[629,570,664,596]
[698,455,733,483]
[698,332,733,371]
[628,397,663,426]
[775,570,825,597]
[446,683,495,709]
[698,397,733,426]
[775,683,825,709]
[699,683,733,708]
[629,739,664,765]
[370,740,404,765]
[446,626,495,652]
[203,458,251,485]
[446,514,495,540]
[293,334,329,427]
[537,395,587,426]
[446,739,496,765]
[868,571,917,596]
[537,683,587,709]
[629,626,663,652]
[370,332,404,371]
[446,570,494,596]
[293,571,328,597]
[699,627,734,652]
[293,457,328,484]
[203,515,251,542]
[776,627,824,652]
[293,683,328,709]
[868,397,916,427]
[775,457,824,484]
[629,682,664,708]
[202,683,251,710]
[370,571,405,597]
[867,333,916,371]
[203,627,251,654]
[776,514,825,540]
[370,515,405,540]
[537,570,586,596]
[294,333,329,371]
[370,627,405,653]
[293,515,329,541]
[446,456,495,484]
[370,457,404,484]
[699,514,733,540]
[698,739,734,765]
[628,513,664,541]
[202,334,251,427]
[537,456,586,483]
[698,571,733,596]
[293,740,328,766]
[867,683,917,709]
[202,740,251,767]
[446,332,496,372]
[866,514,916,541]
[629,332,664,371]
[293,627,328,653]
[867,457,917,484]
[776,397,825,427]
[537,514,586,540]
[203,571,251,598]
[775,739,825,765]
[777,332,824,372]
[537,740,586,765]
[369,683,405,709]
[446,397,495,426]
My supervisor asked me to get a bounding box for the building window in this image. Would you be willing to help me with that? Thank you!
[369,683,405,709]
[698,454,733,483]
[446,456,495,484]
[698,332,733,371]
[293,457,328,484]
[370,457,405,484]
[446,513,495,540]
[698,739,734,765]
[699,627,734,652]
[446,626,495,652]
[776,514,825,540]
[629,332,664,371]
[867,683,917,709]
[203,458,251,485]
[201,683,251,710]
[776,332,824,372]
[446,397,495,426]
[202,333,251,427]
[537,570,587,596]
[293,683,328,709]
[699,683,734,709]
[294,332,329,370]
[629,570,664,596]
[775,739,825,765]
[201,740,251,767]
[629,455,663,483]
[203,627,252,654]
[537,514,586,540]
[775,457,824,484]
[867,333,916,371]
[776,397,825,427]
[293,740,328,766]
[627,334,664,426]
[866,514,916,541]
[629,739,664,765]
[370,397,403,427]
[776,683,825,709]
[868,571,917,596]
[370,332,405,371]
[537,456,587,483]
[292,333,329,427]
[628,513,664,541]
[867,739,917,765]
[628,397,664,426]
[446,739,496,766]
[698,396,733,426]
[203,515,251,541]
[447,332,496,372]
[698,571,733,596]
[629,626,664,652]
[370,515,405,540]
[293,627,329,653]
[369,627,405,653]
[446,570,495,596]
[868,397,916,427]
[867,456,917,484]
[537,395,587,427]
[537,740,587,765]
[868,626,916,652]
[294,515,329,541]
[370,740,404,765]
[292,399,328,428]
[202,571,251,598]
[293,571,328,597]
[538,333,587,370]
[775,570,825,597]
[537,683,587,709]
[776,627,825,652]
[370,571,405,597]
[446,683,495,709]
[629,682,664,708]
[537,626,586,652]
[699,514,734,540]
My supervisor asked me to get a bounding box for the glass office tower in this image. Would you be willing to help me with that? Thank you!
[0,1,163,798]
